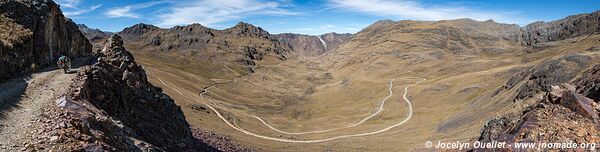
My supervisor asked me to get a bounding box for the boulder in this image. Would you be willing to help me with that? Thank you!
[54,34,216,151]
[560,91,598,120]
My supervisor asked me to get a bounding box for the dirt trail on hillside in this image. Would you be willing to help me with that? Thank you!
[0,59,88,151]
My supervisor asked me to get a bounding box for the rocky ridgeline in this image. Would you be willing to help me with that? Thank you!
[520,11,600,45]
[35,35,217,151]
[358,10,599,49]
[0,0,92,81]
[117,22,291,74]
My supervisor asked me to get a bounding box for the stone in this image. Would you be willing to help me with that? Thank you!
[49,136,59,142]
[560,91,598,120]
[576,129,586,137]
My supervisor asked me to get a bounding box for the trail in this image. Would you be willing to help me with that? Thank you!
[205,56,409,135]
[159,75,425,143]
[253,79,399,135]
[0,59,87,149]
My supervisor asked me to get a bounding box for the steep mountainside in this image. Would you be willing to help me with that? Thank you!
[118,22,291,77]
[0,0,92,81]
[519,11,600,45]
[32,34,219,151]
[274,33,352,56]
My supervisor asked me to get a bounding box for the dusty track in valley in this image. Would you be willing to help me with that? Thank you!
[156,75,426,143]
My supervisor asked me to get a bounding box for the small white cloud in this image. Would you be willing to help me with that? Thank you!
[106,6,139,18]
[64,4,101,17]
[105,1,170,19]
[156,0,298,27]
[328,0,531,24]
[56,0,80,9]
[286,24,363,35]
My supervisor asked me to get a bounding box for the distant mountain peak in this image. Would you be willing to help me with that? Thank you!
[233,22,255,28]
[76,24,89,29]
[227,22,270,37]
[131,23,160,29]
[120,23,160,36]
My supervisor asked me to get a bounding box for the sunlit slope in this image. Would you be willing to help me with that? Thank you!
[129,16,600,151]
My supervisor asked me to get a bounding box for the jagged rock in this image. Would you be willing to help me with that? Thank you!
[37,34,217,151]
[479,64,600,151]
[519,11,600,45]
[575,64,600,101]
[561,90,598,120]
[477,103,600,151]
[478,117,513,142]
[54,96,81,110]
[497,54,591,101]
[0,0,92,81]
[76,34,196,151]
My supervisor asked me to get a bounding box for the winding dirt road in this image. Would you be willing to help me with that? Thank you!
[253,79,400,135]
[0,59,87,150]
[157,75,426,143]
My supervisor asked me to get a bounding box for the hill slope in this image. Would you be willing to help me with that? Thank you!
[145,10,600,151]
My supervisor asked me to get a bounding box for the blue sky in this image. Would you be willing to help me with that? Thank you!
[58,0,600,35]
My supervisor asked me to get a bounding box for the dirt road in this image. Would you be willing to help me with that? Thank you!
[0,59,87,151]
[155,75,426,143]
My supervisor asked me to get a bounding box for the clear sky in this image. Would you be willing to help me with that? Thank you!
[58,0,600,35]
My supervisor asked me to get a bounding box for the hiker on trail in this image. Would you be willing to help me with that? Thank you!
[57,55,71,74]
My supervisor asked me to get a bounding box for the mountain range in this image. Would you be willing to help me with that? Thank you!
[1,0,600,151]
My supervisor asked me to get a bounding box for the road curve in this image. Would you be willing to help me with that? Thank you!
[190,78,426,143]
[253,79,399,135]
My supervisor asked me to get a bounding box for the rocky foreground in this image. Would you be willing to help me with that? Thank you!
[478,64,600,151]
[24,35,251,151]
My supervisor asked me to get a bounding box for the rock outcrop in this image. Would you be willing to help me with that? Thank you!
[38,34,214,151]
[478,67,600,151]
[519,11,600,45]
[494,54,592,101]
[575,64,600,101]
[0,0,92,81]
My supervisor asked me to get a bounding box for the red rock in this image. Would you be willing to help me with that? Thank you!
[561,91,598,120]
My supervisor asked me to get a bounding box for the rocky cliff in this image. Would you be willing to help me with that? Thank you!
[0,0,92,81]
[519,10,600,46]
[274,33,352,56]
